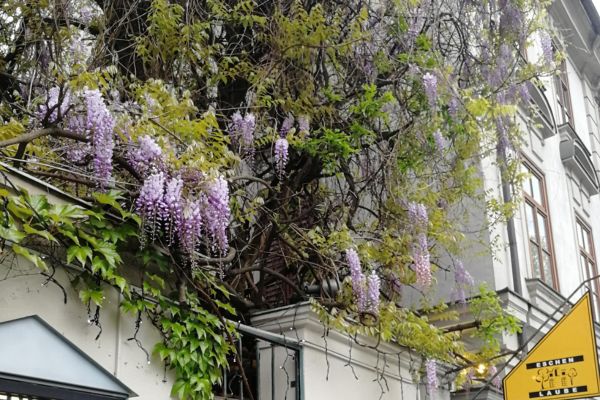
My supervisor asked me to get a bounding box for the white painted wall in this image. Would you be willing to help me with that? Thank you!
[0,260,176,399]
[252,304,450,400]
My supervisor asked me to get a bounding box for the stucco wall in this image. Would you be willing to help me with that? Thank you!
[0,169,175,399]
[252,304,450,400]
[0,259,176,399]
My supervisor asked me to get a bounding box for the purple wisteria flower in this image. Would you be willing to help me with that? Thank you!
[298,115,310,135]
[241,113,256,146]
[347,249,367,312]
[84,89,115,188]
[231,111,256,148]
[488,365,502,389]
[540,31,553,65]
[413,233,432,288]
[422,73,437,109]
[499,1,524,38]
[38,87,70,123]
[408,202,428,227]
[203,176,231,254]
[454,261,474,304]
[367,271,380,313]
[161,176,183,243]
[448,96,459,119]
[179,199,203,256]
[128,135,163,176]
[433,130,446,153]
[518,82,531,105]
[136,172,166,239]
[425,359,438,394]
[280,115,295,136]
[274,137,289,178]
[489,44,513,87]
[65,143,91,163]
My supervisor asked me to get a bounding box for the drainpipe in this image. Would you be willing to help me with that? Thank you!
[498,142,523,295]
[502,178,523,295]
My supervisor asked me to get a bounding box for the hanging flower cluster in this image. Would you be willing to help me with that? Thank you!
[84,89,115,188]
[37,87,70,124]
[432,130,446,153]
[448,96,459,119]
[203,176,231,254]
[297,115,310,135]
[231,111,257,154]
[128,135,163,176]
[413,233,432,288]
[179,199,203,257]
[422,73,437,109]
[453,261,474,304]
[367,271,380,313]
[540,31,553,65]
[488,365,502,389]
[408,202,432,288]
[37,88,116,188]
[136,172,166,240]
[346,249,381,315]
[161,175,184,243]
[346,248,366,312]
[274,137,289,178]
[280,115,294,135]
[136,173,231,259]
[425,359,438,394]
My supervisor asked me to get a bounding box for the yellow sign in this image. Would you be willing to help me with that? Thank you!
[503,292,600,400]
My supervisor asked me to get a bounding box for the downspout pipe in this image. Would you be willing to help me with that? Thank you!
[503,179,523,295]
[499,144,523,295]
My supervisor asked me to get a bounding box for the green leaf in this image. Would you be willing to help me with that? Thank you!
[0,225,26,243]
[114,276,127,293]
[23,224,57,243]
[94,242,121,266]
[66,245,93,266]
[48,203,87,223]
[12,244,48,271]
[466,98,489,117]
[79,288,105,306]
[93,191,129,218]
[57,227,80,245]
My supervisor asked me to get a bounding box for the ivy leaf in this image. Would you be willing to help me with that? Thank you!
[23,224,57,243]
[94,242,121,266]
[57,226,80,245]
[114,276,127,293]
[93,191,129,218]
[0,225,26,243]
[12,244,48,271]
[79,288,104,306]
[66,245,93,266]
[48,204,87,224]
[171,379,187,399]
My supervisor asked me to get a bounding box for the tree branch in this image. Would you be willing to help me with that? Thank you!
[0,127,88,148]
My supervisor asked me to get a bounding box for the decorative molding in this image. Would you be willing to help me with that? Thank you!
[558,123,600,195]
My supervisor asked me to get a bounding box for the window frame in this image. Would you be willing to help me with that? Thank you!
[554,58,573,126]
[522,159,559,290]
[576,216,600,320]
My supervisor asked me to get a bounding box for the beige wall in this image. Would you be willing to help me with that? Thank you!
[0,259,176,399]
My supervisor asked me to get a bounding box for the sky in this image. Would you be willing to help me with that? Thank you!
[595,0,600,15]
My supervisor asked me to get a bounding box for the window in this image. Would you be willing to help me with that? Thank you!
[554,59,573,126]
[523,162,557,288]
[576,218,600,319]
